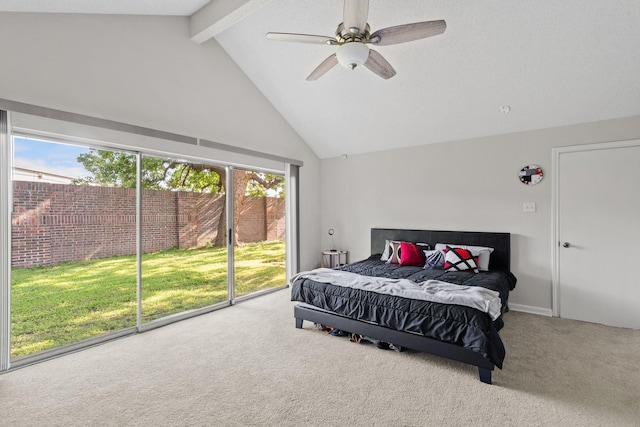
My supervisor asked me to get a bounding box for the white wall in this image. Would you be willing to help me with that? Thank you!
[320,115,640,312]
[0,12,321,271]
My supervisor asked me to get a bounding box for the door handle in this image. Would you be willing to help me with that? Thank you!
[562,242,570,248]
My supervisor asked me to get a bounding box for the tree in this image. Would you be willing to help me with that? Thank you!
[73,149,284,245]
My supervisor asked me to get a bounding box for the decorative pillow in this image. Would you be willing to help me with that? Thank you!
[380,239,395,261]
[423,249,445,269]
[399,242,425,266]
[444,246,479,273]
[435,243,494,271]
[387,241,402,264]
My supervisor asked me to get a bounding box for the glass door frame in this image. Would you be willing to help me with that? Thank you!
[137,157,233,332]
[7,135,141,366]
[227,166,235,304]
[229,166,289,305]
[0,111,11,371]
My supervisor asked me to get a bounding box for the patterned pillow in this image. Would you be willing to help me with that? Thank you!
[444,246,479,273]
[399,242,425,266]
[387,241,402,264]
[380,240,397,262]
[423,249,445,269]
[435,243,494,271]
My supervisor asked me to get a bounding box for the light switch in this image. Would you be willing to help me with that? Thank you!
[523,202,536,213]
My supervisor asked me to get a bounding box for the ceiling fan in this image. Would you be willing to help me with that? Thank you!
[266,0,446,81]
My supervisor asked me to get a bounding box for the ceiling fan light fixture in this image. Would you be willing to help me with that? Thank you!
[336,42,369,69]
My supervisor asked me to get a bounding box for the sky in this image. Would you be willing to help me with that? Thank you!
[13,137,92,179]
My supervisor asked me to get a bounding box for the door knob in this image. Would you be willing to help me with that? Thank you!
[562,242,570,248]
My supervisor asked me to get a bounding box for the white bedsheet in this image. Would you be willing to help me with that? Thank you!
[290,268,502,320]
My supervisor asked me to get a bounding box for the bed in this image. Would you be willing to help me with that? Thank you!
[290,228,517,384]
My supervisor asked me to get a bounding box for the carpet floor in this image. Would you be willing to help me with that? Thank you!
[1,288,638,426]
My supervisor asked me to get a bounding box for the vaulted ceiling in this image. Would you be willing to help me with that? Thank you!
[2,0,640,159]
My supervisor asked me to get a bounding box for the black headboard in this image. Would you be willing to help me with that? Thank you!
[371,228,511,271]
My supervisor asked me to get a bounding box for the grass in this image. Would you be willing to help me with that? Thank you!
[10,240,285,358]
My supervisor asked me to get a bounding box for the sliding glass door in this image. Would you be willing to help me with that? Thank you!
[232,168,286,299]
[10,138,138,359]
[1,109,296,368]
[140,155,228,323]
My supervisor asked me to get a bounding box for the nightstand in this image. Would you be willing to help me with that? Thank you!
[321,250,347,268]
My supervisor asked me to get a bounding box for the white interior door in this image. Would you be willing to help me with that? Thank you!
[555,141,640,329]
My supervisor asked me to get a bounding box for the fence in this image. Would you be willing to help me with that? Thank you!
[11,181,285,268]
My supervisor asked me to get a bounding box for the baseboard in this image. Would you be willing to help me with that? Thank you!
[509,304,553,317]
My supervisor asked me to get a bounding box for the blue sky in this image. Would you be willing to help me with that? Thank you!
[13,137,92,179]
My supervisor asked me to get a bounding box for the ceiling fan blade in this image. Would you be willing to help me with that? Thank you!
[306,54,339,81]
[266,32,338,45]
[370,20,446,46]
[363,49,396,79]
[343,0,369,34]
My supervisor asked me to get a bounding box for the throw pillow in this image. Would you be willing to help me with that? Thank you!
[444,246,479,273]
[435,243,494,271]
[380,239,392,261]
[399,242,425,266]
[423,249,445,269]
[387,241,402,264]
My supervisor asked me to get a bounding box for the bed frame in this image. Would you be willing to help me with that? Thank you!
[294,228,511,384]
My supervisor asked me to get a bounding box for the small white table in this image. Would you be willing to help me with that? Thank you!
[321,250,348,268]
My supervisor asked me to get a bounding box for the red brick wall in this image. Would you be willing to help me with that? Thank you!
[238,197,266,242]
[235,197,286,243]
[266,197,286,241]
[175,191,225,248]
[141,187,179,254]
[11,182,284,268]
[12,182,138,267]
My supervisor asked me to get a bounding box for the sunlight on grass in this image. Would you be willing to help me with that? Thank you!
[11,240,285,358]
[235,241,286,297]
[13,339,56,356]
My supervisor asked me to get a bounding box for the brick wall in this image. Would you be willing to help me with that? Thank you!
[266,197,286,241]
[12,182,138,267]
[175,191,225,248]
[238,197,266,242]
[236,197,286,243]
[11,181,284,268]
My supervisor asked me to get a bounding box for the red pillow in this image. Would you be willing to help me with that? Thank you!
[399,242,425,266]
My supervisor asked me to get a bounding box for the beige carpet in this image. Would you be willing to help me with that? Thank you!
[1,288,639,427]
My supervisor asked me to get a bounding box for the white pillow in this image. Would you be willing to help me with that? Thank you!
[434,243,494,271]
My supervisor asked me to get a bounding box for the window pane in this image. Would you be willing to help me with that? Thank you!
[140,156,228,322]
[11,138,137,359]
[233,169,286,298]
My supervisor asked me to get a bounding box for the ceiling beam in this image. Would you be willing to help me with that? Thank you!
[190,0,271,44]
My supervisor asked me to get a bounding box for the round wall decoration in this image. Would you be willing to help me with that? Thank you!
[519,164,543,185]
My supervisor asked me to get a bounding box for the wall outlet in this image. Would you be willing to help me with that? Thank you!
[523,202,536,213]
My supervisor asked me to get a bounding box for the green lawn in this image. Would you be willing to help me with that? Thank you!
[11,240,286,358]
